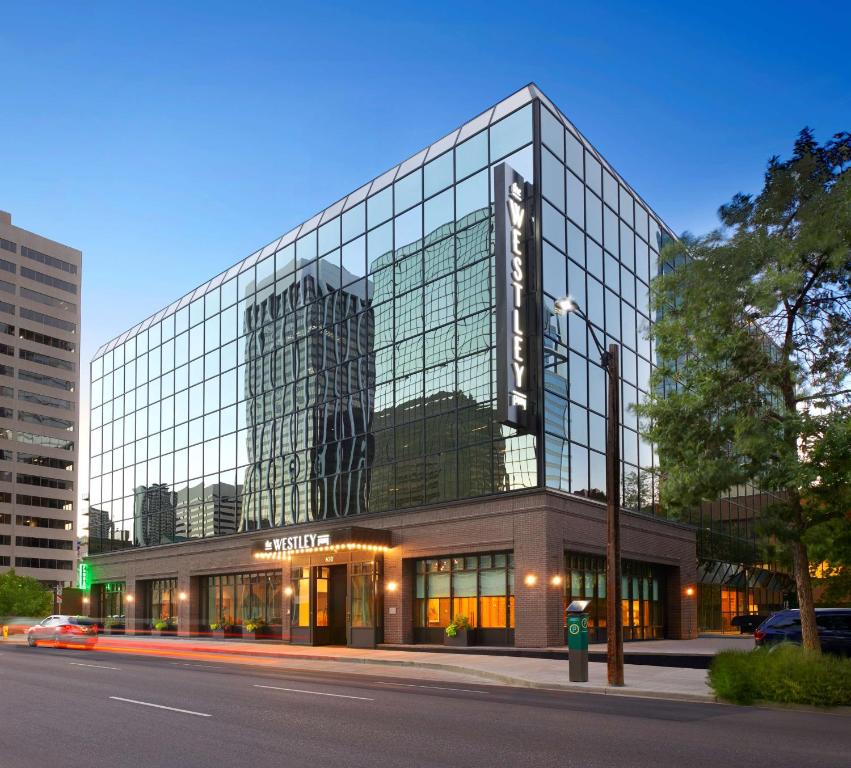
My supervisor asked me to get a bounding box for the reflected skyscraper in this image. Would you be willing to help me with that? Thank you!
[134,484,177,547]
[240,259,374,530]
[176,481,240,539]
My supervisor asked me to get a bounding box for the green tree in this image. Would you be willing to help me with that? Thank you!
[638,129,851,652]
[0,569,53,616]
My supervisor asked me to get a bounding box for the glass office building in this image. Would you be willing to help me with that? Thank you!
[85,84,776,646]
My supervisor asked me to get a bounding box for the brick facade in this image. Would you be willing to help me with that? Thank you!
[86,489,698,647]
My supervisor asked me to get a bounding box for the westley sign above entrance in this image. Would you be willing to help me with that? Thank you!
[264,533,331,553]
[252,526,393,560]
[495,162,533,431]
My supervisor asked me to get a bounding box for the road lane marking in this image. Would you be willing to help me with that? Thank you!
[109,696,212,717]
[171,662,223,669]
[253,684,374,701]
[379,682,489,694]
[69,662,120,670]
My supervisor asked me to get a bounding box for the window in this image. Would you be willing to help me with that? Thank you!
[18,328,75,352]
[18,369,75,392]
[15,557,73,570]
[17,453,74,471]
[18,411,74,431]
[18,390,74,411]
[415,553,515,632]
[19,307,76,334]
[19,287,76,313]
[20,266,77,295]
[0,258,15,274]
[292,567,310,627]
[16,473,74,491]
[14,431,74,451]
[0,238,16,254]
[18,349,74,372]
[16,536,74,550]
[20,245,77,275]
[16,494,73,511]
[16,515,73,530]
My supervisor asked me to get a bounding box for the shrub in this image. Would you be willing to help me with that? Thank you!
[709,646,851,707]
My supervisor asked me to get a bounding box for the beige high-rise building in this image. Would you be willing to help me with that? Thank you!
[0,210,81,588]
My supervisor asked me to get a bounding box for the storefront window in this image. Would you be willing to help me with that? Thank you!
[98,582,125,621]
[200,570,282,628]
[351,562,374,628]
[564,553,664,642]
[414,552,514,630]
[292,567,310,627]
[452,560,477,627]
[144,578,176,627]
[316,567,329,627]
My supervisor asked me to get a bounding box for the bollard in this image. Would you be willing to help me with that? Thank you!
[566,599,590,682]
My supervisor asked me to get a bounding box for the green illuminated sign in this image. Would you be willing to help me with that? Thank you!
[77,561,90,591]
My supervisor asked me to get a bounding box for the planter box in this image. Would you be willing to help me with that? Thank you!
[444,629,473,647]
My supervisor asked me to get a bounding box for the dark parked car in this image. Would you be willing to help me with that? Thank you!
[754,608,851,656]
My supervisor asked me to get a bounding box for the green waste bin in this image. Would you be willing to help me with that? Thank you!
[566,599,591,682]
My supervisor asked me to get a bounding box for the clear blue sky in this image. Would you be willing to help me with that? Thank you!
[1,1,848,515]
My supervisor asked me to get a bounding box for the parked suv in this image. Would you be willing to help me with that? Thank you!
[754,608,851,656]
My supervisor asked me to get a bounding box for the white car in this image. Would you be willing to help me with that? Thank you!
[26,615,98,649]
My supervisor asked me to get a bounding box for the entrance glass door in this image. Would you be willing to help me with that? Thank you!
[312,565,347,645]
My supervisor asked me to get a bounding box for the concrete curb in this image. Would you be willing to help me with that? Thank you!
[86,638,717,704]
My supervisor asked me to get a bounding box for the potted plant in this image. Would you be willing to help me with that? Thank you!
[444,615,474,647]
[104,616,124,636]
[152,618,177,636]
[244,617,267,641]
[210,621,233,640]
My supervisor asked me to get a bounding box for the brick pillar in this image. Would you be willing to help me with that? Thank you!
[280,560,292,642]
[513,510,564,647]
[177,572,193,637]
[383,546,404,644]
[125,578,139,635]
[665,563,698,639]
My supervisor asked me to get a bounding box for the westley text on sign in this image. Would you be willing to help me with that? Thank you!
[495,162,532,430]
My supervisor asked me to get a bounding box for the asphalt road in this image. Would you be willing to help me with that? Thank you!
[0,642,847,768]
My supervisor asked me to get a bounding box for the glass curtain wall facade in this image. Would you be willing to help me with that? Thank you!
[538,105,664,509]
[88,103,538,546]
[85,86,783,636]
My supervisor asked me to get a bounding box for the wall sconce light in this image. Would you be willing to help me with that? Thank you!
[386,581,398,593]
[82,596,89,605]
[283,586,294,597]
[125,594,134,603]
[685,586,696,597]
[550,575,563,587]
[178,591,187,601]
[524,574,537,587]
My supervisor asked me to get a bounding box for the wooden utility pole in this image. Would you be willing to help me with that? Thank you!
[605,343,624,686]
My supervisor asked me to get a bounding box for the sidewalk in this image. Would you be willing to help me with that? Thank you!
[7,633,715,702]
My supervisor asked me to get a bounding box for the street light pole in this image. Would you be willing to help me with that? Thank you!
[555,297,624,687]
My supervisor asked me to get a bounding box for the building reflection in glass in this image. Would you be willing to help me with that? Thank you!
[88,117,539,543]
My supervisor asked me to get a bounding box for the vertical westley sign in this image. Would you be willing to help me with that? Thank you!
[495,162,532,430]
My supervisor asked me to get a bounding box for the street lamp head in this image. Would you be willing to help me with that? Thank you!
[554,296,579,316]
